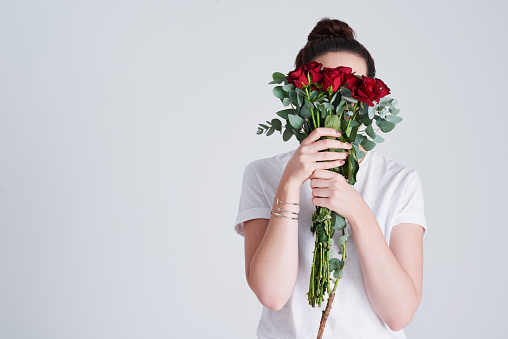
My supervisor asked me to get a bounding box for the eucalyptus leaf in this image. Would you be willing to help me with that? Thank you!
[283,83,295,92]
[271,118,282,131]
[368,105,376,119]
[365,125,376,139]
[361,113,372,126]
[288,114,304,130]
[289,91,298,105]
[276,109,292,120]
[372,134,385,143]
[332,212,346,230]
[259,124,269,129]
[295,88,306,97]
[309,90,319,100]
[361,139,376,151]
[305,98,314,110]
[294,130,307,143]
[283,127,293,141]
[390,108,400,115]
[388,115,403,124]
[266,127,275,136]
[379,97,393,106]
[282,97,292,106]
[378,120,396,133]
[273,86,285,99]
[300,104,312,118]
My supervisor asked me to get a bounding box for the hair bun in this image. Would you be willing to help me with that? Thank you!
[307,18,356,42]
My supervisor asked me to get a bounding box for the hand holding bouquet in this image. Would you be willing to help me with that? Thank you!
[257,61,402,337]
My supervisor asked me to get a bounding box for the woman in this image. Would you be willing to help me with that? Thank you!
[234,18,427,339]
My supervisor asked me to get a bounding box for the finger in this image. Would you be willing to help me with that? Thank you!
[315,151,349,162]
[310,168,340,179]
[312,187,331,198]
[310,138,352,152]
[302,128,341,144]
[311,196,329,209]
[310,178,330,188]
[314,159,344,171]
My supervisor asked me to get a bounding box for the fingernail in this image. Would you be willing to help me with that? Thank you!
[336,131,341,136]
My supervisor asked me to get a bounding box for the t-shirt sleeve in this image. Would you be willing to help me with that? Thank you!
[391,170,427,238]
[234,162,272,236]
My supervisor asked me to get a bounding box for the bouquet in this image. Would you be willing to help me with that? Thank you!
[257,61,402,337]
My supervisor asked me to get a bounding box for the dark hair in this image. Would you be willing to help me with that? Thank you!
[295,18,376,78]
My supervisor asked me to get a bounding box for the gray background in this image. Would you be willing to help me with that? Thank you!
[1,0,506,338]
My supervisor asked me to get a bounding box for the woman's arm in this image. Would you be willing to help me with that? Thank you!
[310,169,424,330]
[350,211,424,331]
[244,178,301,310]
[244,128,352,310]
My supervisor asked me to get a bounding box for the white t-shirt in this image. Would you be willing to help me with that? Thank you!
[234,149,427,339]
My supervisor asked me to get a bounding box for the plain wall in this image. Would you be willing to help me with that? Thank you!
[1,0,507,338]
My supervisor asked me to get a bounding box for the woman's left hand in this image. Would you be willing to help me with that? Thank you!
[310,169,368,221]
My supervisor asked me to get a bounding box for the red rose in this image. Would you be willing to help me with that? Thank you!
[343,73,363,92]
[287,67,308,89]
[303,61,324,83]
[321,66,353,92]
[351,76,391,106]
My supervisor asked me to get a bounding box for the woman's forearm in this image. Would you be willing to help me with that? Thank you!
[247,176,301,310]
[349,204,419,331]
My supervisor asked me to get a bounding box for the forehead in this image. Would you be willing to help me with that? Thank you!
[313,52,367,76]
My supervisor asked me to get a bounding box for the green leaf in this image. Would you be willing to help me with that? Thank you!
[348,120,360,128]
[295,88,306,97]
[271,118,282,131]
[365,125,376,139]
[272,72,286,81]
[390,108,400,115]
[329,258,340,271]
[361,139,376,151]
[355,134,366,144]
[283,127,293,141]
[378,120,396,133]
[309,90,319,100]
[368,105,376,119]
[379,97,393,106]
[319,230,328,243]
[282,83,295,92]
[323,103,334,112]
[259,124,269,129]
[273,86,285,99]
[266,127,275,136]
[288,114,304,130]
[332,212,346,230]
[372,134,385,143]
[305,97,314,110]
[282,97,292,106]
[289,91,298,105]
[388,115,403,124]
[294,130,306,143]
[357,150,366,159]
[360,113,372,126]
[300,104,312,119]
[324,114,341,131]
[276,109,292,120]
[342,95,358,103]
[337,234,349,246]
[336,99,346,115]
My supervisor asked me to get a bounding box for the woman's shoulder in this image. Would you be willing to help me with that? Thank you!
[367,150,419,182]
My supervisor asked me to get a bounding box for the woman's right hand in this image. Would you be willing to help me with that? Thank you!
[282,127,352,187]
